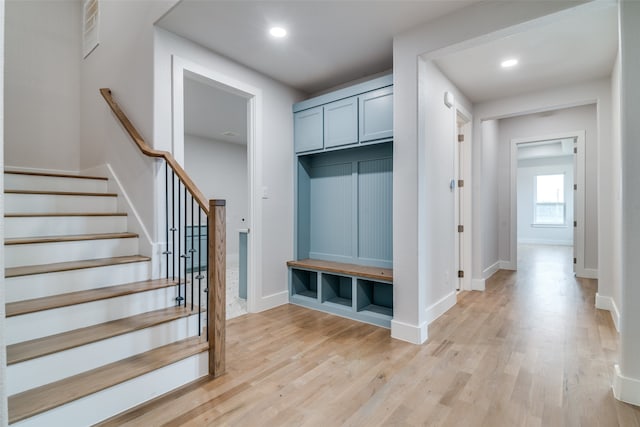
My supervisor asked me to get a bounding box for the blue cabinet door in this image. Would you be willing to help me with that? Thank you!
[294,106,324,153]
[359,87,393,143]
[324,97,358,149]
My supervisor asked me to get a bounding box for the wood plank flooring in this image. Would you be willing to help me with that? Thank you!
[99,245,640,426]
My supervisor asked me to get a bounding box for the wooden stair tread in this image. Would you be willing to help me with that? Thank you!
[5,232,138,245]
[287,258,393,282]
[5,212,127,217]
[5,255,150,278]
[8,335,208,424]
[4,170,108,180]
[5,189,116,197]
[6,278,179,318]
[7,305,201,365]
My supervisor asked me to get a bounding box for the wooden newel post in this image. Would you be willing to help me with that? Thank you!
[208,199,226,377]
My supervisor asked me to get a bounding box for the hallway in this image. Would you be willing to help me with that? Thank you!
[100,246,640,426]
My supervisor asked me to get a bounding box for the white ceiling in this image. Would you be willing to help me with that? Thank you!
[157,0,481,95]
[433,4,618,103]
[184,76,247,144]
[162,1,618,123]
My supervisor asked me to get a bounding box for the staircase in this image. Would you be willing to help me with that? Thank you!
[5,170,209,426]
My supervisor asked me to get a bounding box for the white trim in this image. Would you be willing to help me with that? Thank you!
[510,131,586,276]
[483,261,500,279]
[517,238,573,246]
[171,55,263,315]
[613,364,640,406]
[425,291,456,325]
[595,293,619,332]
[454,104,473,292]
[499,260,515,271]
[471,278,485,291]
[391,319,428,344]
[251,290,288,313]
[579,268,598,279]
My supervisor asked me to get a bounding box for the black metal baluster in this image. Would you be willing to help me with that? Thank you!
[171,170,176,281]
[183,185,188,307]
[176,179,183,306]
[163,162,170,280]
[197,208,202,336]
[190,196,195,311]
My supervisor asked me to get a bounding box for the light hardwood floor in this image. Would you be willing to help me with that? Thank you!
[99,245,640,426]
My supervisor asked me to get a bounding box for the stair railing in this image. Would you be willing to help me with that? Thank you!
[100,88,225,377]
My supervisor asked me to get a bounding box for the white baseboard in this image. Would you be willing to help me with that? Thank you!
[471,278,485,291]
[517,239,573,246]
[578,268,598,279]
[595,293,620,332]
[251,290,288,313]
[391,319,428,344]
[483,261,500,279]
[499,260,516,271]
[425,291,456,325]
[613,364,640,406]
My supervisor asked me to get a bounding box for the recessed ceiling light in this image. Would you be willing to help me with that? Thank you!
[269,27,287,38]
[501,58,518,68]
[221,131,238,137]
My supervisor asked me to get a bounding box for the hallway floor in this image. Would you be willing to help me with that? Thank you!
[101,245,640,426]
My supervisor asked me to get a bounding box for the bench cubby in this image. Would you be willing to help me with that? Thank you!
[287,259,392,328]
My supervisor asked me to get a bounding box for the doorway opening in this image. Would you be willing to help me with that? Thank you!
[171,55,263,319]
[511,131,586,277]
[515,138,575,272]
[455,106,472,291]
[182,76,249,318]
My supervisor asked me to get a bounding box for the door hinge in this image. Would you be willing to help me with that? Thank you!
[574,184,577,191]
[574,220,577,227]
[458,134,464,142]
[574,147,578,154]
[458,225,464,233]
[458,270,464,278]
[574,257,577,264]
[458,179,464,188]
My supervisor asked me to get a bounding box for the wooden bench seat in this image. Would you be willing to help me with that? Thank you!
[286,259,392,282]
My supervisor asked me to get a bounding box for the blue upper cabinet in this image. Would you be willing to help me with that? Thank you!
[294,106,324,153]
[359,87,393,143]
[324,97,358,149]
[293,74,393,155]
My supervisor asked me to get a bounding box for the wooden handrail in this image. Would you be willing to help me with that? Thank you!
[100,87,226,377]
[99,88,209,213]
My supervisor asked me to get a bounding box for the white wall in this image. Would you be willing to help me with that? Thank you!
[154,28,305,311]
[517,157,574,245]
[496,104,598,267]
[184,135,248,258]
[480,120,499,279]
[418,60,472,326]
[5,0,81,172]
[615,0,640,405]
[1,1,7,423]
[80,0,178,256]
[392,0,582,343]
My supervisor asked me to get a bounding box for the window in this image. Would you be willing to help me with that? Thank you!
[534,174,565,225]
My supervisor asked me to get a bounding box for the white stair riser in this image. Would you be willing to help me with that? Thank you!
[4,174,108,193]
[8,315,202,395]
[5,216,128,238]
[5,237,139,268]
[6,262,151,302]
[6,287,188,344]
[5,193,117,214]
[12,352,208,427]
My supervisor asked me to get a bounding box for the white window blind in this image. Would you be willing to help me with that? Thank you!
[534,174,565,225]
